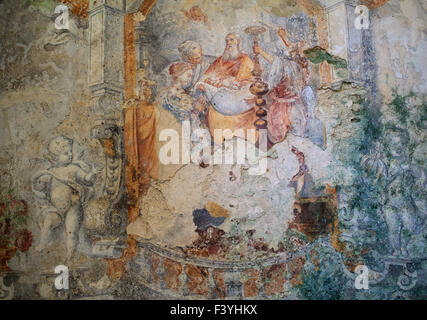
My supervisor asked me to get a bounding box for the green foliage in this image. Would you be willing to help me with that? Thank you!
[24,0,56,11]
[358,96,382,154]
[382,91,425,163]
[349,89,425,257]
[388,88,412,124]
[323,88,425,270]
[296,246,347,300]
[303,46,348,69]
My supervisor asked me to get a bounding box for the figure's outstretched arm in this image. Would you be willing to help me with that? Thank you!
[84,169,97,185]
[253,45,274,64]
[74,163,97,186]
[278,28,290,48]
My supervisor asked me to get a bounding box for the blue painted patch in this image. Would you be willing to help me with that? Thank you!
[193,208,226,230]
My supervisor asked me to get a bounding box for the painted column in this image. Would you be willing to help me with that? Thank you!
[86,0,127,254]
[104,0,159,280]
[320,0,369,85]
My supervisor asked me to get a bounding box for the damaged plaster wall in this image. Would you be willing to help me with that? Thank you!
[0,0,425,300]
[0,0,115,298]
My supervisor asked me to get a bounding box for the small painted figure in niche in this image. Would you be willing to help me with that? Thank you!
[32,136,96,261]
[288,146,324,198]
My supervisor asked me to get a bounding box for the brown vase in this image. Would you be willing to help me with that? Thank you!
[0,246,17,271]
[249,80,269,96]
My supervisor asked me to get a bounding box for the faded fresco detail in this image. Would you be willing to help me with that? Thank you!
[32,136,97,261]
[0,0,426,300]
[127,0,334,256]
